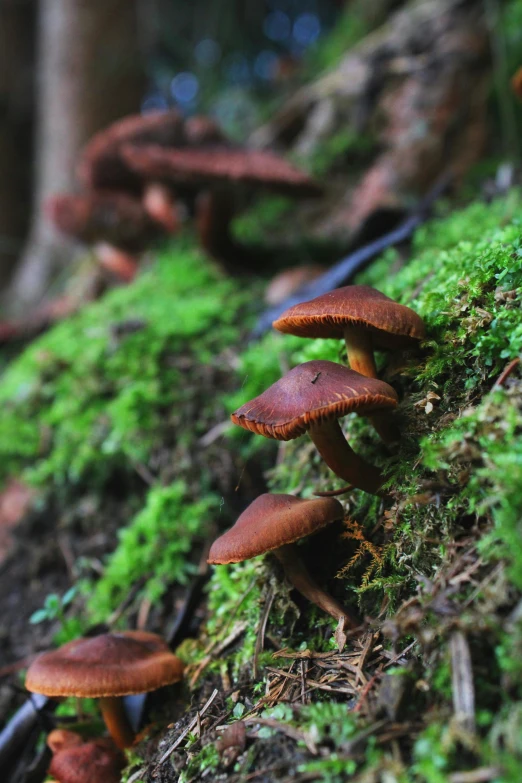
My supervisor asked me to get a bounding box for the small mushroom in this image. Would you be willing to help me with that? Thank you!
[47,729,84,754]
[208,493,357,631]
[120,144,321,271]
[273,285,425,379]
[120,144,321,195]
[231,360,398,495]
[26,631,184,749]
[77,110,186,191]
[273,286,425,444]
[48,736,124,783]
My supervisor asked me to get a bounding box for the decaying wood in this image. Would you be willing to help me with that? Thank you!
[253,0,490,241]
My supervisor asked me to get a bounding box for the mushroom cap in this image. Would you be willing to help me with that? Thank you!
[46,192,163,251]
[49,737,124,783]
[231,360,398,441]
[208,493,344,563]
[47,729,84,755]
[184,115,228,146]
[273,285,425,349]
[26,631,184,698]
[120,144,322,196]
[78,110,185,190]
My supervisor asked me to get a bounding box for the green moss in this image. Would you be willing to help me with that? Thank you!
[303,128,376,178]
[87,482,219,621]
[203,558,263,672]
[216,192,522,779]
[178,743,220,783]
[232,196,295,245]
[0,241,248,493]
[424,384,522,589]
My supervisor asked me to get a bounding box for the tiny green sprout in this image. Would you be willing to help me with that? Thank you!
[233,702,246,719]
[29,586,82,643]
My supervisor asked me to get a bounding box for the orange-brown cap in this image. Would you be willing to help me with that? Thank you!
[273,285,425,349]
[184,115,228,146]
[26,631,184,698]
[78,110,185,190]
[208,493,343,563]
[231,360,398,441]
[47,729,83,755]
[120,145,322,196]
[49,737,124,783]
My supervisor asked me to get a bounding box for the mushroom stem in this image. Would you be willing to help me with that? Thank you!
[343,325,378,378]
[342,325,400,447]
[308,419,384,495]
[368,412,400,447]
[143,182,179,234]
[95,243,138,282]
[274,544,357,627]
[98,696,135,750]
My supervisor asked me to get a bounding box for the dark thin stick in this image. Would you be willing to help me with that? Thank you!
[494,357,520,388]
[251,176,450,338]
[167,571,210,649]
[0,694,52,774]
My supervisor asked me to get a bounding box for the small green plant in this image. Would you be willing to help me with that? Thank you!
[30,587,83,643]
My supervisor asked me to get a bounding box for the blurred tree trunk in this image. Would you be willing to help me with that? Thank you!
[0,0,34,289]
[10,0,145,309]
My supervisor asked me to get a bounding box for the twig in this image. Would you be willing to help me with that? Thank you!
[448,768,503,783]
[0,694,52,772]
[493,357,520,388]
[251,176,450,338]
[156,688,219,765]
[244,716,317,754]
[127,767,147,783]
[313,484,353,497]
[254,588,275,678]
[450,631,475,734]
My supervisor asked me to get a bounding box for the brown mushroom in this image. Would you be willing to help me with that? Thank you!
[273,285,425,379]
[49,736,125,783]
[273,286,425,444]
[26,631,184,749]
[77,110,186,191]
[120,144,321,271]
[120,144,321,195]
[47,729,84,755]
[231,360,398,495]
[208,493,357,631]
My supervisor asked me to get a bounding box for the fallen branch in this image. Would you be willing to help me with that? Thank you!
[251,176,450,338]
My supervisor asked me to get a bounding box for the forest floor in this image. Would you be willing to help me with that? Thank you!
[2,2,522,781]
[1,191,522,783]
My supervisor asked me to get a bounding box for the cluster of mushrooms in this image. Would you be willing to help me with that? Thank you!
[21,112,324,781]
[23,285,425,779]
[48,110,320,281]
[25,630,184,780]
[24,180,426,781]
[208,284,426,636]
